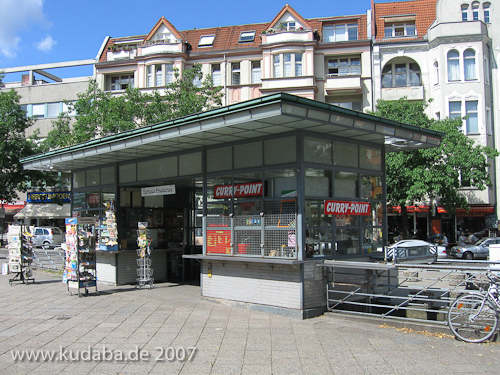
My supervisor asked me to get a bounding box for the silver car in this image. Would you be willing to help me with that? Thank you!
[449,237,500,260]
[31,227,65,247]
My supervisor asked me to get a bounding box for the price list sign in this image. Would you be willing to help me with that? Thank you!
[206,228,231,254]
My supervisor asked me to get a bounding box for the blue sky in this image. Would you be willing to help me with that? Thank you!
[0,0,398,82]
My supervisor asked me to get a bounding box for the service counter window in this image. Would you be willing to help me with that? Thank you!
[336,228,360,255]
[305,200,333,258]
[364,228,383,254]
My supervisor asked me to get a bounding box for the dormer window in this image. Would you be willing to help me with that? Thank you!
[198,35,215,47]
[323,24,358,42]
[384,22,416,38]
[239,31,256,43]
[286,21,296,31]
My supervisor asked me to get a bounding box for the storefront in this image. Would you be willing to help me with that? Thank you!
[21,93,443,317]
[14,191,71,228]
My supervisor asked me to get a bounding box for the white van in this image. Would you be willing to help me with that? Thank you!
[31,227,65,247]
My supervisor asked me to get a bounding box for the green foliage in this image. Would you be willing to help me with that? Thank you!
[371,98,498,214]
[0,89,57,202]
[43,64,223,149]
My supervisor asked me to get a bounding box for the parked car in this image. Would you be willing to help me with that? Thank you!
[449,237,500,260]
[31,227,65,247]
[385,240,445,263]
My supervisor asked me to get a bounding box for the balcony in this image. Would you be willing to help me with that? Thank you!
[325,75,362,95]
[261,30,314,44]
[382,85,424,101]
[140,40,183,56]
[261,76,315,91]
[106,49,136,61]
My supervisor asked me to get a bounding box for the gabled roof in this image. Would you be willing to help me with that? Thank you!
[144,17,184,42]
[373,0,437,42]
[266,4,313,30]
[21,93,443,173]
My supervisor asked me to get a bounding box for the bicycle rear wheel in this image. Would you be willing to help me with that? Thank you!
[448,293,498,343]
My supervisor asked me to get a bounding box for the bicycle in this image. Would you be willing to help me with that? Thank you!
[447,271,500,343]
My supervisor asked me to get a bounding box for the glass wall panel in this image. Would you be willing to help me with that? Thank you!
[362,175,382,199]
[305,200,332,227]
[234,142,262,169]
[86,191,101,209]
[100,166,115,185]
[73,171,85,188]
[305,229,333,257]
[179,152,202,176]
[86,169,100,186]
[207,147,232,172]
[264,136,296,165]
[335,171,358,198]
[360,146,382,170]
[304,137,332,164]
[138,156,178,180]
[119,163,137,183]
[363,202,383,227]
[333,141,358,167]
[305,169,332,197]
[264,169,296,198]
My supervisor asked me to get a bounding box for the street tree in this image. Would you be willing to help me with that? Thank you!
[43,64,223,149]
[371,98,498,239]
[0,77,57,202]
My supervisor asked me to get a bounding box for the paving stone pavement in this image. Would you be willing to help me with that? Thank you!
[0,268,499,375]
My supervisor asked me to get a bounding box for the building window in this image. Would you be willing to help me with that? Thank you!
[323,24,358,42]
[434,61,439,85]
[327,57,361,76]
[466,100,478,133]
[331,102,362,111]
[483,3,490,23]
[449,101,462,121]
[239,31,255,43]
[472,2,479,20]
[285,21,296,31]
[381,62,421,88]
[165,64,174,84]
[198,35,215,47]
[464,49,476,80]
[484,55,490,84]
[384,22,416,38]
[32,103,45,118]
[273,53,304,78]
[212,64,221,86]
[231,62,241,85]
[251,61,261,84]
[110,74,134,91]
[461,4,469,21]
[155,64,162,87]
[147,65,154,87]
[447,50,460,81]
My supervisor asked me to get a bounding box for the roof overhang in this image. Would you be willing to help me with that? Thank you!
[21,93,444,173]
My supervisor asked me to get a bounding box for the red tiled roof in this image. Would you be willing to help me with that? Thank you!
[98,8,368,63]
[373,0,437,42]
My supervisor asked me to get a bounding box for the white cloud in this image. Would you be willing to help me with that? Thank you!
[0,0,50,58]
[36,35,56,52]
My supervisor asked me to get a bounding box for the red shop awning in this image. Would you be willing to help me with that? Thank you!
[389,205,494,217]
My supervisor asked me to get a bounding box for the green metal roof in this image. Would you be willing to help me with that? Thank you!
[22,93,444,172]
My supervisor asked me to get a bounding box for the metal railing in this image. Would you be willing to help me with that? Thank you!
[321,259,500,325]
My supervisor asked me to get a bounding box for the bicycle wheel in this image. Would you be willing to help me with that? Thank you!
[448,293,498,343]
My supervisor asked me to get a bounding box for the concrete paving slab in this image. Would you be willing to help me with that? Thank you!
[0,268,499,374]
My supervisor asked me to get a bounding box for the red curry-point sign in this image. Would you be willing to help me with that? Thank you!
[214,182,263,199]
[325,200,371,216]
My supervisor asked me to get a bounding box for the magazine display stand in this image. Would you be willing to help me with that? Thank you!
[8,225,35,285]
[136,222,154,289]
[64,217,98,297]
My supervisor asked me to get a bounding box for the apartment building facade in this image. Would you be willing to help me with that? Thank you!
[2,1,498,241]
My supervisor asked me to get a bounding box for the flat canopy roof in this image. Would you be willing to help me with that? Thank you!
[22,93,443,173]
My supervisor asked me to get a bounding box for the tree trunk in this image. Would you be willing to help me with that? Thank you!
[401,205,410,239]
